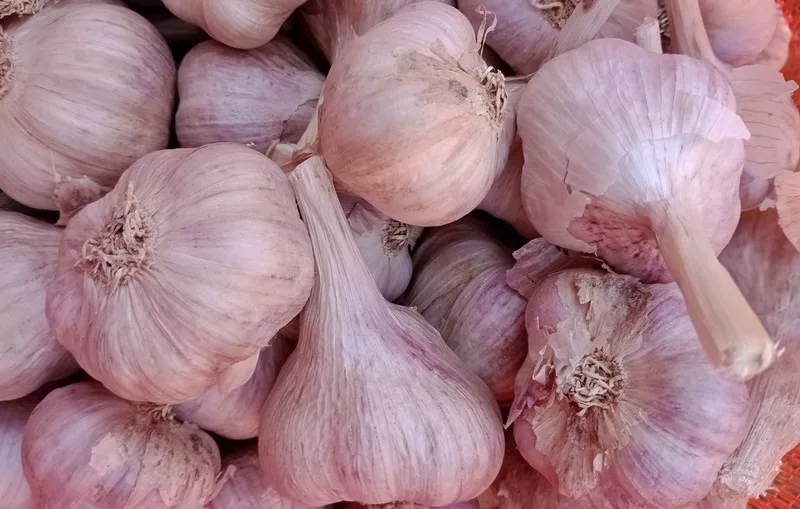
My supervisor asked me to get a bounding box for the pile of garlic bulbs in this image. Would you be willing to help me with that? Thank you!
[1,0,798,508]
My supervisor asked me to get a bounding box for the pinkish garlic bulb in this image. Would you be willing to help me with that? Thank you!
[714,210,800,500]
[509,268,751,508]
[339,194,422,302]
[458,0,658,74]
[22,382,227,509]
[176,36,324,153]
[299,0,455,63]
[173,330,293,440]
[776,168,800,252]
[0,397,37,509]
[0,212,78,401]
[259,156,504,507]
[698,0,779,67]
[401,214,527,405]
[46,143,314,404]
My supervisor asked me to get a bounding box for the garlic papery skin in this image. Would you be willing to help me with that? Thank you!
[457,0,657,74]
[259,156,504,507]
[318,1,514,227]
[22,382,227,509]
[509,268,751,508]
[518,38,775,379]
[0,212,78,401]
[714,209,800,499]
[776,171,800,251]
[173,330,293,440]
[176,36,324,152]
[299,0,454,63]
[401,214,527,405]
[0,1,175,212]
[339,194,421,301]
[46,143,314,404]
[160,0,305,49]
[697,0,779,67]
[209,445,319,509]
[0,398,37,509]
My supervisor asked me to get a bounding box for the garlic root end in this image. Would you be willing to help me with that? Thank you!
[0,0,53,18]
[654,211,775,380]
[0,26,12,100]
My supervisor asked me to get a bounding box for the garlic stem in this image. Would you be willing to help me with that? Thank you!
[653,209,775,379]
[664,0,729,74]
[635,17,664,53]
[289,156,385,305]
[546,0,621,60]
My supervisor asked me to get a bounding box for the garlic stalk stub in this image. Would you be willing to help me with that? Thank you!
[339,194,421,301]
[299,0,455,62]
[0,212,78,401]
[259,156,504,507]
[46,143,314,404]
[509,268,751,508]
[0,1,175,212]
[517,38,774,379]
[457,0,657,74]
[160,0,306,49]
[22,382,228,509]
[402,215,527,405]
[318,2,514,226]
[176,37,324,152]
[715,210,800,499]
[209,445,319,509]
[0,398,36,509]
[173,330,293,440]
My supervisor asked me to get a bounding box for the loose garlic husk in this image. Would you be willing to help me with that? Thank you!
[318,2,514,226]
[518,37,774,379]
[160,0,305,49]
[339,194,421,301]
[0,212,77,401]
[712,210,800,500]
[259,156,504,507]
[508,267,751,508]
[22,382,228,509]
[173,330,293,440]
[0,398,37,509]
[401,215,527,405]
[46,143,314,404]
[176,36,324,152]
[696,0,779,67]
[209,445,320,509]
[457,0,657,74]
[0,1,175,213]
[299,0,455,62]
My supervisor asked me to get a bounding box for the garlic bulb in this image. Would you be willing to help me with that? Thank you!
[160,0,305,49]
[776,171,800,252]
[259,156,504,507]
[22,382,227,509]
[339,194,421,301]
[0,398,36,509]
[752,9,791,69]
[318,1,514,226]
[714,210,800,499]
[457,0,657,74]
[517,38,774,379]
[697,0,779,67]
[509,268,751,508]
[0,1,175,212]
[401,215,527,405]
[209,445,318,509]
[0,212,77,401]
[299,0,455,62]
[174,331,293,440]
[46,143,314,404]
[176,36,324,152]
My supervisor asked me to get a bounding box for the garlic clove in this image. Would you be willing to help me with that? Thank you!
[0,212,78,401]
[0,1,175,211]
[318,2,515,226]
[259,156,504,507]
[46,143,314,404]
[518,37,775,379]
[22,382,228,509]
[776,171,800,252]
[0,397,38,509]
[176,36,324,153]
